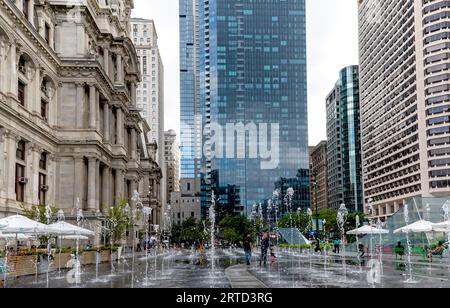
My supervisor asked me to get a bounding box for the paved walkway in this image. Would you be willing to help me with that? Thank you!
[225,264,267,288]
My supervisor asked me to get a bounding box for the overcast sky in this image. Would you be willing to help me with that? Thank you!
[132,0,359,146]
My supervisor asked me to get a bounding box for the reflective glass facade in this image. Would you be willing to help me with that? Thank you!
[326,66,363,211]
[179,0,201,179]
[180,0,309,217]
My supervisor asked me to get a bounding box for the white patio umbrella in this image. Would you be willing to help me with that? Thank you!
[347,225,389,235]
[0,215,57,235]
[48,221,94,237]
[0,215,58,288]
[394,220,435,234]
[0,233,31,241]
[0,221,7,230]
[431,221,450,233]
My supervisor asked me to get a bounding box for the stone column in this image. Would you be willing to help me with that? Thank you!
[47,154,56,208]
[129,180,137,208]
[103,48,109,76]
[9,43,17,97]
[5,131,19,201]
[115,168,124,203]
[116,54,122,83]
[116,107,124,146]
[28,144,41,205]
[87,157,97,211]
[103,102,110,142]
[75,83,85,128]
[102,166,110,213]
[0,128,5,198]
[130,128,137,160]
[73,156,84,208]
[89,85,96,129]
[32,66,41,115]
[96,160,101,212]
[0,41,6,94]
[96,90,100,131]
[49,26,55,50]
[131,82,136,106]
[27,1,35,26]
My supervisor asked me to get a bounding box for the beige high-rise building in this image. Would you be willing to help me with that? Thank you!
[359,0,450,220]
[130,18,164,149]
[170,179,200,225]
[309,141,328,212]
[130,18,166,216]
[0,0,163,239]
[164,130,180,202]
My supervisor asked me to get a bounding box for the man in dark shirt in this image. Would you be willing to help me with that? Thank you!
[243,235,253,266]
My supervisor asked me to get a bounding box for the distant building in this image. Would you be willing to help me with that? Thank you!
[131,18,164,149]
[310,141,328,211]
[274,169,311,216]
[326,66,363,212]
[164,130,180,202]
[131,17,166,214]
[170,179,201,225]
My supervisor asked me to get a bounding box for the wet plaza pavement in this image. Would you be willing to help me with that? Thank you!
[6,248,450,288]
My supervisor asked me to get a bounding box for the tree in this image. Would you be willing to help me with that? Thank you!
[21,204,58,247]
[277,210,310,231]
[319,209,366,241]
[21,204,58,224]
[219,215,253,244]
[106,198,132,247]
[170,217,208,245]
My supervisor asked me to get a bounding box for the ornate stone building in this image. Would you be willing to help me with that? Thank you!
[0,0,162,236]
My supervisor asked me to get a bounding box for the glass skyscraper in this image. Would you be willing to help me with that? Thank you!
[179,0,309,217]
[179,0,201,180]
[326,66,363,211]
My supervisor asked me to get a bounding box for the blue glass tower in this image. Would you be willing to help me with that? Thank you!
[180,0,309,218]
[179,0,201,180]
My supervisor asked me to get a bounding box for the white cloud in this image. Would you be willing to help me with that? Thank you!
[306,0,359,146]
[132,0,359,146]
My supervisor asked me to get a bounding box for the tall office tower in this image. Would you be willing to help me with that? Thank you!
[164,130,180,202]
[179,0,202,192]
[359,0,450,219]
[310,141,328,212]
[326,66,363,212]
[179,0,309,218]
[131,18,164,150]
[131,18,166,210]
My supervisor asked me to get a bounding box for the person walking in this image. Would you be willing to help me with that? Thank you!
[260,232,270,266]
[243,234,253,266]
[333,238,341,254]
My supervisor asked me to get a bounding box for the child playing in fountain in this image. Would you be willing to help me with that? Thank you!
[270,248,276,268]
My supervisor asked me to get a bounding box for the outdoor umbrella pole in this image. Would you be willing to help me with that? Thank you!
[58,236,62,278]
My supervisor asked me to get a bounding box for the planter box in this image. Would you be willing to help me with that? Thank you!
[100,251,110,263]
[7,255,38,278]
[53,253,73,270]
[81,251,96,265]
[1,250,114,279]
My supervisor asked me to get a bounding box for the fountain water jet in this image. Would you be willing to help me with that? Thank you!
[142,205,153,286]
[403,203,417,284]
[337,204,349,282]
[209,191,217,288]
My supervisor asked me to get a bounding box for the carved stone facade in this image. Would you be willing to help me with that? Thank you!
[0,0,162,237]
